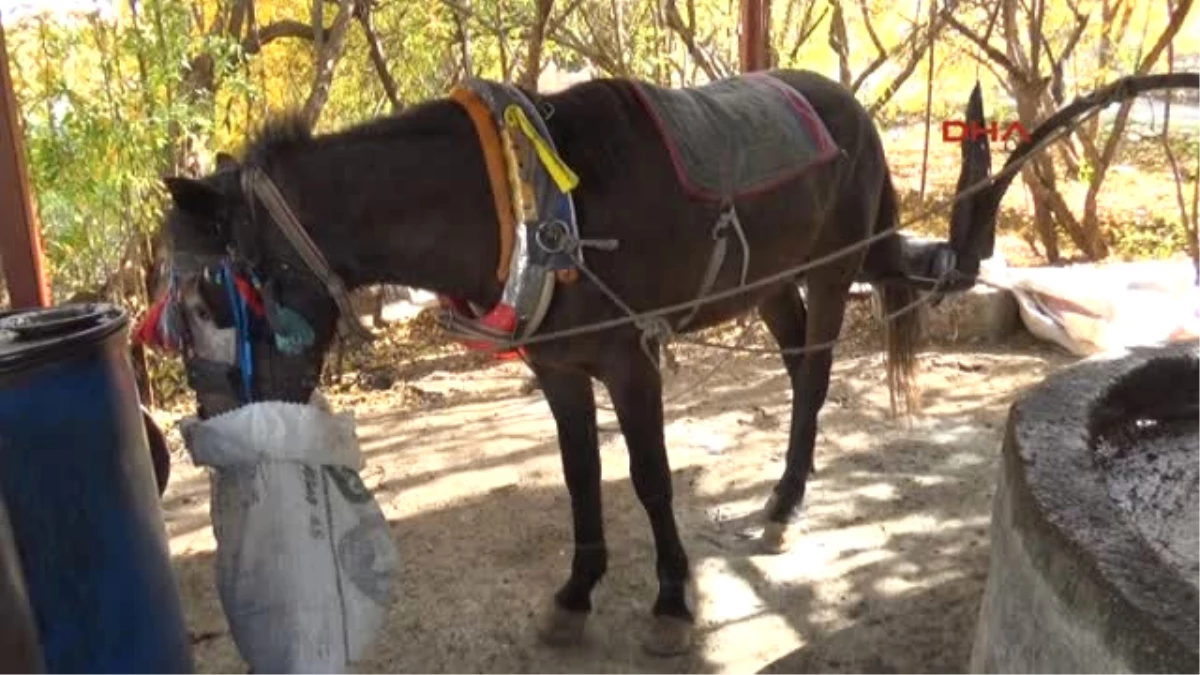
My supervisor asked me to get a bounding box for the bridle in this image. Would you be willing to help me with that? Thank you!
[137,163,367,412]
[238,165,375,344]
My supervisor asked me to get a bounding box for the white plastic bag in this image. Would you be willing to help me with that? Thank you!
[181,394,398,673]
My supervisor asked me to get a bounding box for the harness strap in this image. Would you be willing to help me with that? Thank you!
[450,86,518,283]
[240,166,373,344]
[676,132,751,333]
[676,206,750,332]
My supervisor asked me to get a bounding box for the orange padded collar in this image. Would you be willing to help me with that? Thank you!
[450,85,516,283]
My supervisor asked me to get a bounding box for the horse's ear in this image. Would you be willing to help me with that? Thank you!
[163,176,224,221]
[215,152,238,171]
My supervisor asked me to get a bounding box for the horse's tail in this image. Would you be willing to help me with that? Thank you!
[867,171,922,417]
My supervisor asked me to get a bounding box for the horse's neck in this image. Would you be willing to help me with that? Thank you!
[285,116,503,307]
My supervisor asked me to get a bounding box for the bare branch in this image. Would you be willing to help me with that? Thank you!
[1134,0,1192,74]
[356,3,403,111]
[311,0,325,56]
[495,0,511,80]
[1160,1,1199,280]
[779,0,799,54]
[519,0,555,90]
[1096,0,1193,173]
[867,37,926,113]
[440,0,620,75]
[1002,0,1031,74]
[918,0,935,200]
[578,4,613,75]
[1028,0,1043,75]
[827,0,852,87]
[611,0,626,75]
[228,0,250,40]
[547,27,622,74]
[981,0,1002,43]
[1057,3,1088,64]
[1042,8,1089,104]
[851,11,926,93]
[858,0,886,55]
[866,0,959,113]
[451,0,473,78]
[664,0,722,81]
[787,4,829,63]
[242,20,327,54]
[945,14,1022,81]
[546,0,586,35]
[845,0,890,91]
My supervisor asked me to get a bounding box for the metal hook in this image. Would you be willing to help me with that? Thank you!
[536,220,620,256]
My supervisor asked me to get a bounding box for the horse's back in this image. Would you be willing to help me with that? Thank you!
[535,70,889,336]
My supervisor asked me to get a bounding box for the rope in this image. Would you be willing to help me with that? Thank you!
[677,269,939,356]
[661,315,758,404]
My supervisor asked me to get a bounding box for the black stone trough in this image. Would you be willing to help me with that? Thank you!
[970,342,1199,673]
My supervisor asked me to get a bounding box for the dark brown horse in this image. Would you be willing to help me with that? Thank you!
[153,68,1000,655]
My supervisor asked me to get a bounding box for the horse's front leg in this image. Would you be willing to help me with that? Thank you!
[601,343,694,656]
[530,363,607,647]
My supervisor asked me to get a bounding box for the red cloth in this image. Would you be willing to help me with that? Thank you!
[233,276,265,317]
[133,293,169,349]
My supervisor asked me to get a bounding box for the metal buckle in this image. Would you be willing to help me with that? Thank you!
[536,220,571,254]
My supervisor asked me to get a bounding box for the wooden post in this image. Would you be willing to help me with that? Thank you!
[0,21,51,309]
[739,0,771,72]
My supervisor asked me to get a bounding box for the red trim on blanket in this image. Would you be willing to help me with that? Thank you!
[629,73,841,203]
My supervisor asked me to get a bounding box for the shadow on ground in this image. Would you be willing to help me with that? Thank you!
[165,340,1073,673]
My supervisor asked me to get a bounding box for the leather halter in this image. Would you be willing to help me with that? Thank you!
[240,166,375,344]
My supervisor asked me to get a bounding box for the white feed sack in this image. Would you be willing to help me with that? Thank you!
[181,394,399,673]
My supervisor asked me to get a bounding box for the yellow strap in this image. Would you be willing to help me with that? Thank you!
[503,105,580,192]
[499,126,535,221]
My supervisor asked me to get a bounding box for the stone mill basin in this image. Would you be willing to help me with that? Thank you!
[970,342,1199,674]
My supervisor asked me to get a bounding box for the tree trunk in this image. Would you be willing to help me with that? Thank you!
[519,0,555,90]
[302,0,355,129]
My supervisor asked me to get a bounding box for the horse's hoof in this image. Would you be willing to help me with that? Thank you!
[760,520,797,554]
[536,603,588,647]
[642,615,694,657]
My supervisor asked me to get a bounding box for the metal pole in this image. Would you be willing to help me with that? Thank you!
[739,0,771,72]
[0,20,51,309]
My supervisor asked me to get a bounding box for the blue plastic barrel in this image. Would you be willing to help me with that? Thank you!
[0,490,43,673]
[0,303,192,673]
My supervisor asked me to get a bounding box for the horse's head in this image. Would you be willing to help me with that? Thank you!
[136,152,348,418]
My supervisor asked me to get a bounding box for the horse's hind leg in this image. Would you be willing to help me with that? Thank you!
[600,341,694,656]
[757,275,852,553]
[531,363,607,647]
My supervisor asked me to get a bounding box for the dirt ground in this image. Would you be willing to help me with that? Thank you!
[157,299,1076,674]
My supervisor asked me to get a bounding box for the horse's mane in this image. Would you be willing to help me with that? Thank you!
[242,112,313,166]
[241,97,471,168]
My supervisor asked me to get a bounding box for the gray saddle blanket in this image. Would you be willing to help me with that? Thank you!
[630,72,840,201]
